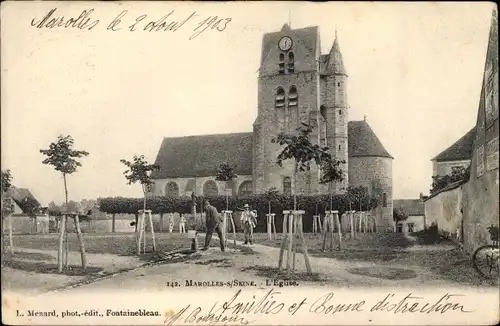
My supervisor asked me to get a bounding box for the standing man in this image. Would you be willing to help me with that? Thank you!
[241,204,257,245]
[203,200,225,252]
[179,214,186,233]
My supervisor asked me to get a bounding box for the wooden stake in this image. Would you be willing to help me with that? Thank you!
[74,215,87,268]
[278,234,288,271]
[148,211,156,252]
[272,215,277,237]
[282,213,288,235]
[267,214,271,240]
[321,213,329,251]
[58,215,66,272]
[334,211,342,250]
[292,218,296,272]
[297,215,312,275]
[286,213,293,273]
[137,213,143,255]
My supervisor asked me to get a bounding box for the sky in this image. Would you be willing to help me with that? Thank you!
[1,1,495,206]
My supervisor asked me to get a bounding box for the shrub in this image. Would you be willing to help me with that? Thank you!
[98,192,378,233]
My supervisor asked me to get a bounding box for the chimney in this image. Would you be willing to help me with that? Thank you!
[419,192,423,200]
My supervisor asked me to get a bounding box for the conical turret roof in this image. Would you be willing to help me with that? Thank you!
[327,31,347,75]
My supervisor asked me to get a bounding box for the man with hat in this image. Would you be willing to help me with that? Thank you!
[203,200,225,252]
[241,204,257,245]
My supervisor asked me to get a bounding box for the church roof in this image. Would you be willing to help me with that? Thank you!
[260,25,319,66]
[431,127,476,162]
[151,133,254,179]
[348,120,393,159]
[153,121,393,179]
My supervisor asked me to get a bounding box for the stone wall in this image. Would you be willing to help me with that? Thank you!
[153,175,253,197]
[461,9,499,254]
[462,169,499,253]
[4,214,49,234]
[432,160,471,177]
[348,156,394,231]
[424,186,463,236]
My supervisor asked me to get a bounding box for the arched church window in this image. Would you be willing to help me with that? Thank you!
[165,182,179,197]
[382,193,388,207]
[288,86,298,108]
[320,105,327,120]
[288,52,295,73]
[203,180,219,197]
[283,177,292,196]
[279,53,285,74]
[276,87,285,109]
[238,181,253,197]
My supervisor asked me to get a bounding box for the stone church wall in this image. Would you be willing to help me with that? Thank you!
[348,156,394,231]
[153,175,253,197]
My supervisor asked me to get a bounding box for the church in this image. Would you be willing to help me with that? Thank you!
[151,24,395,230]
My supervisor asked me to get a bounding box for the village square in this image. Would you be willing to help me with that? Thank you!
[1,4,499,298]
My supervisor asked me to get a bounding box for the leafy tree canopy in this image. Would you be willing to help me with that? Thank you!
[21,197,41,217]
[120,155,160,193]
[430,166,470,195]
[264,187,280,202]
[393,207,409,222]
[215,163,238,182]
[40,135,89,174]
[1,169,12,193]
[272,123,332,172]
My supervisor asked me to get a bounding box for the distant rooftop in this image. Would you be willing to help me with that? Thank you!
[432,127,476,162]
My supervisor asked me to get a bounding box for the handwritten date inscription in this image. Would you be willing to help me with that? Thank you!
[31,8,232,40]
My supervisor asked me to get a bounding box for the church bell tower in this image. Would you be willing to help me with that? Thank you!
[253,24,322,195]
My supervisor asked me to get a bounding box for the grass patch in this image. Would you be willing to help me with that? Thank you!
[2,251,55,261]
[11,233,223,257]
[2,259,103,276]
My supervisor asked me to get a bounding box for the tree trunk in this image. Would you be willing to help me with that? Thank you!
[60,173,69,271]
[135,214,139,232]
[8,213,14,254]
[159,213,163,233]
[112,214,116,233]
[74,215,87,268]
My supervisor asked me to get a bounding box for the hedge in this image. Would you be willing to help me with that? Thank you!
[98,193,377,233]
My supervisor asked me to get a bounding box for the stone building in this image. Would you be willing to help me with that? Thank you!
[461,9,499,254]
[431,127,476,177]
[151,24,394,230]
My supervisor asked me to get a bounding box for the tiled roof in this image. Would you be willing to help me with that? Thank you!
[153,121,393,179]
[393,199,425,216]
[347,120,393,158]
[432,127,476,162]
[151,133,254,179]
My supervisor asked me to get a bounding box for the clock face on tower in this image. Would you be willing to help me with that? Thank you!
[278,36,293,51]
